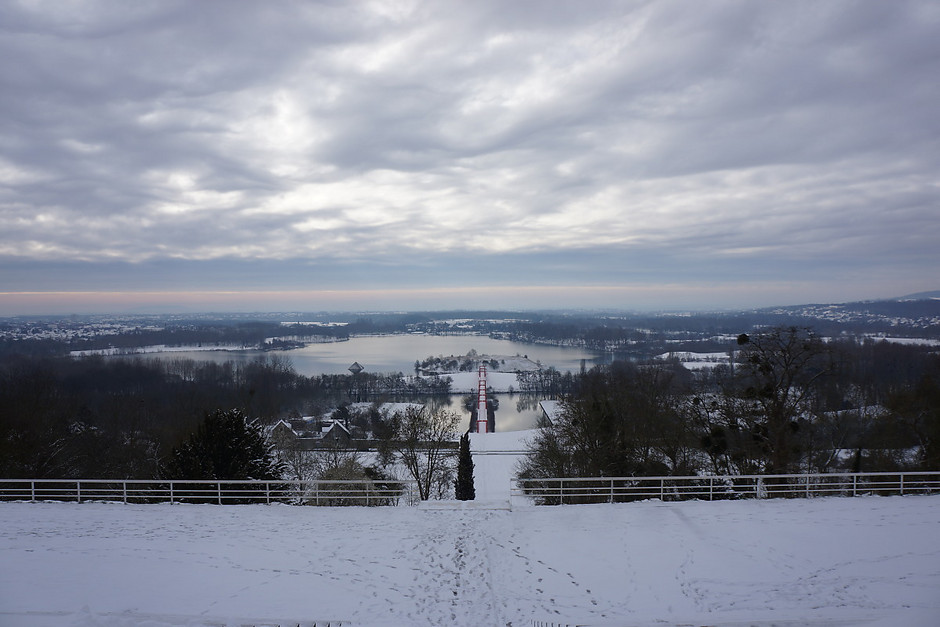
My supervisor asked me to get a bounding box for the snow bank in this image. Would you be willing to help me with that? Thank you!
[2,495,938,627]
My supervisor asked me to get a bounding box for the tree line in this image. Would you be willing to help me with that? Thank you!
[519,327,940,482]
[0,353,447,479]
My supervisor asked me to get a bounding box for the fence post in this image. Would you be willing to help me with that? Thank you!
[217,482,222,505]
[709,476,713,501]
[609,478,614,503]
[560,479,565,505]
[660,478,665,500]
[77,481,81,504]
[806,475,810,498]
[853,474,857,497]
[170,481,174,504]
[265,482,270,504]
[31,481,36,502]
[123,481,127,504]
[900,473,905,496]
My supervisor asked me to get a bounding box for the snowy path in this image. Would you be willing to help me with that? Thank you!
[469,430,529,503]
[2,496,939,627]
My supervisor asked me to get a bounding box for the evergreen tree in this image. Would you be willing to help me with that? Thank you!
[164,409,283,480]
[455,431,475,500]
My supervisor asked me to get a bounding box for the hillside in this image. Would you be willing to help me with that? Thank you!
[2,495,938,627]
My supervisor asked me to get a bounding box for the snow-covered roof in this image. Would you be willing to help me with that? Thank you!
[322,420,351,435]
[378,402,424,416]
[269,419,299,436]
[538,400,563,424]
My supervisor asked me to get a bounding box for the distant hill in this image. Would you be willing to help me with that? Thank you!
[753,294,940,333]
[899,290,940,300]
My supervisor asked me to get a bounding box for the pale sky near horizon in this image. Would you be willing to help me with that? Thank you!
[1,1,938,315]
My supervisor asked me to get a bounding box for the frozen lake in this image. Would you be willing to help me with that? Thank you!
[132,334,602,376]
[109,334,602,432]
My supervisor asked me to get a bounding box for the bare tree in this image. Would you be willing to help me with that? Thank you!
[518,361,696,481]
[733,326,828,473]
[391,406,460,500]
[276,442,318,481]
[312,444,366,480]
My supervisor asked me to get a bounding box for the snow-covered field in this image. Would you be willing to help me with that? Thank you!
[656,351,730,370]
[445,371,521,393]
[68,344,256,357]
[2,495,938,627]
[863,336,940,346]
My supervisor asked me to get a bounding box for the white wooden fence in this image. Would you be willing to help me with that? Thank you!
[5,472,938,508]
[0,478,419,506]
[512,471,940,507]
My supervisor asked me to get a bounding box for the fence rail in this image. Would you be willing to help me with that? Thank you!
[0,478,419,506]
[512,471,940,506]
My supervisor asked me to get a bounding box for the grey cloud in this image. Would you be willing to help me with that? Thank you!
[1,0,938,308]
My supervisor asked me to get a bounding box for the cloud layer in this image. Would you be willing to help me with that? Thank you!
[1,0,938,312]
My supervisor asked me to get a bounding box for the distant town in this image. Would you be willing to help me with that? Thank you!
[3,293,939,358]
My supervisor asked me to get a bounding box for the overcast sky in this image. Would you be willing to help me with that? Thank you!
[1,0,938,315]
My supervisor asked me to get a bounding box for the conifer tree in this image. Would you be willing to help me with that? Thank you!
[164,408,283,480]
[455,431,475,500]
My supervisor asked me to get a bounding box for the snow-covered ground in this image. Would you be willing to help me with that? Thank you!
[2,494,938,627]
[444,371,521,393]
[656,351,730,370]
[469,431,531,503]
[69,344,255,357]
[864,336,940,346]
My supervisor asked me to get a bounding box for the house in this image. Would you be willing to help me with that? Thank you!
[320,419,352,446]
[266,403,429,451]
[269,420,300,448]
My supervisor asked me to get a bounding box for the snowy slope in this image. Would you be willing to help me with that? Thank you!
[2,496,938,627]
[469,430,531,503]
